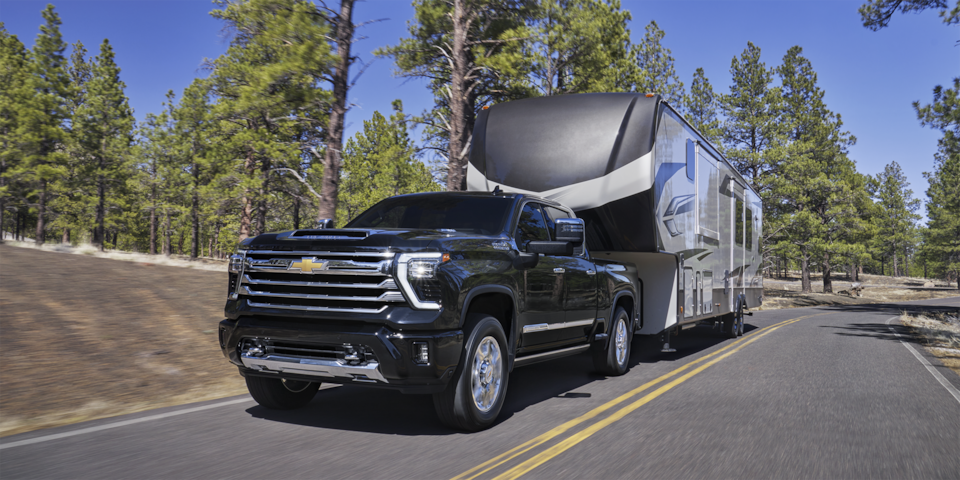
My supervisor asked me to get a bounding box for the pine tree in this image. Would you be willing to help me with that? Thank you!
[207,0,334,241]
[685,67,721,145]
[859,0,959,30]
[720,42,783,196]
[379,0,526,191]
[336,101,440,225]
[869,162,921,277]
[13,6,72,245]
[0,26,30,240]
[922,151,960,287]
[72,39,135,251]
[770,46,863,292]
[629,21,685,108]
[171,80,217,259]
[518,0,632,96]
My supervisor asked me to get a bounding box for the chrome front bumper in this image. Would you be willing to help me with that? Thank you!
[240,353,388,384]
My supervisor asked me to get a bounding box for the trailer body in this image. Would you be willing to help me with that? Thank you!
[466,93,763,335]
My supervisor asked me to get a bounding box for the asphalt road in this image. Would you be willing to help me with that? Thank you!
[3,297,959,479]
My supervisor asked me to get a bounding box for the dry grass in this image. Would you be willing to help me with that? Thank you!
[900,311,960,377]
[0,238,228,272]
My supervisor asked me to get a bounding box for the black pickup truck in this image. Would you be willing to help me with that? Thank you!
[219,190,638,431]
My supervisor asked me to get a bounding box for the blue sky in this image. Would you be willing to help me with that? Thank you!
[2,0,956,219]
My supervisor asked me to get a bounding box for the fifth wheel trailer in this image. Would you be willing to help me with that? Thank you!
[466,92,763,338]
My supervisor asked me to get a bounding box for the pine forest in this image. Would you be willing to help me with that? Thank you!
[1,0,957,291]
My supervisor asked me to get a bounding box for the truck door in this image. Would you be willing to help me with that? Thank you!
[543,206,597,345]
[515,202,565,350]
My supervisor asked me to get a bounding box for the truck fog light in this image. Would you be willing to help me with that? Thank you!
[413,342,430,365]
[241,339,265,357]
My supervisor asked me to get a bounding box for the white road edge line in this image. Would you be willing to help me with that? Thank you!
[886,316,960,406]
[0,397,254,450]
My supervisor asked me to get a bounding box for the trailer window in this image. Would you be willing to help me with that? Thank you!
[745,207,754,251]
[686,139,696,181]
[735,198,744,247]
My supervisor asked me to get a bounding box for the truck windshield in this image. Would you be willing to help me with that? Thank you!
[345,195,512,234]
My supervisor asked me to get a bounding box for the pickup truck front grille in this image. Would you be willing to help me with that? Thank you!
[238,250,401,314]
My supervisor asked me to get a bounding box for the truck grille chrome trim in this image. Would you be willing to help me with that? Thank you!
[243,275,397,290]
[241,286,406,303]
[237,250,404,314]
[246,300,389,314]
[240,354,388,383]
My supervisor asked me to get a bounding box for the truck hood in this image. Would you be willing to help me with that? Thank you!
[241,228,505,252]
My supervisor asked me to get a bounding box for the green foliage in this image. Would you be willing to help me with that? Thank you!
[628,21,685,108]
[516,0,633,96]
[767,46,865,291]
[0,25,30,232]
[868,162,921,276]
[336,101,440,226]
[11,5,72,244]
[859,0,959,30]
[719,42,784,195]
[685,67,722,145]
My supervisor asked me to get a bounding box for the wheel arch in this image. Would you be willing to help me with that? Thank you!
[460,285,517,366]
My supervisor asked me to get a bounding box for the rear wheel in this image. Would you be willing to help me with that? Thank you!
[724,299,744,338]
[433,314,509,431]
[245,376,320,410]
[593,307,632,376]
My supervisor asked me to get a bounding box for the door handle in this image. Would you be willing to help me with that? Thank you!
[586,270,596,276]
[554,268,565,274]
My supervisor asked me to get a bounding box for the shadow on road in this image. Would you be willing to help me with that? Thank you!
[244,324,742,435]
[818,301,959,344]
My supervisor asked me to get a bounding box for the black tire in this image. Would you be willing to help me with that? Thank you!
[245,376,320,410]
[723,299,744,338]
[593,307,632,376]
[433,314,509,431]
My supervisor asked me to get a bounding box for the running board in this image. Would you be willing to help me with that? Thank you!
[514,344,590,368]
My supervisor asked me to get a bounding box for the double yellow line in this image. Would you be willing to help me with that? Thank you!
[453,314,823,480]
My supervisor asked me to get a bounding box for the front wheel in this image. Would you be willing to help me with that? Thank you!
[433,314,509,431]
[593,306,632,376]
[245,376,320,410]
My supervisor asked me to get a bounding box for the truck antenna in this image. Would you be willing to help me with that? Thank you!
[492,185,502,195]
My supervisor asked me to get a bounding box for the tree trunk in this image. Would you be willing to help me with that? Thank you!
[822,252,833,294]
[191,161,199,259]
[177,229,184,255]
[35,180,47,246]
[850,263,858,283]
[446,0,473,192]
[163,212,171,256]
[800,246,811,294]
[238,154,256,242]
[317,0,355,221]
[893,250,899,277]
[95,169,106,252]
[293,198,300,230]
[149,199,157,255]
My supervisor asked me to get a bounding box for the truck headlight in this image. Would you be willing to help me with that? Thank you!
[396,253,446,310]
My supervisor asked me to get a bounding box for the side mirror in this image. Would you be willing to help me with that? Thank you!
[526,241,573,256]
[514,252,540,270]
[555,218,584,244]
[317,218,335,229]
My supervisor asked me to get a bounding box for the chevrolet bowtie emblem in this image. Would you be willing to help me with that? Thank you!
[288,257,327,273]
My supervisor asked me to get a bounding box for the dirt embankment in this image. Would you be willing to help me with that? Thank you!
[0,243,246,437]
[760,272,959,310]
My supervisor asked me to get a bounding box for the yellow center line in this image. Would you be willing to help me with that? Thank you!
[491,316,811,480]
[453,314,822,480]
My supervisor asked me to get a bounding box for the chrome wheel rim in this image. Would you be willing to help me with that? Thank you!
[282,379,311,393]
[614,317,628,366]
[471,336,503,413]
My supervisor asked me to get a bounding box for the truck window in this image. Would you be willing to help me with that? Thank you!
[516,203,549,250]
[686,139,696,181]
[346,195,512,233]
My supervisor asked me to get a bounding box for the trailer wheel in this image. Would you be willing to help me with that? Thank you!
[724,299,744,338]
[433,314,509,431]
[593,307,632,376]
